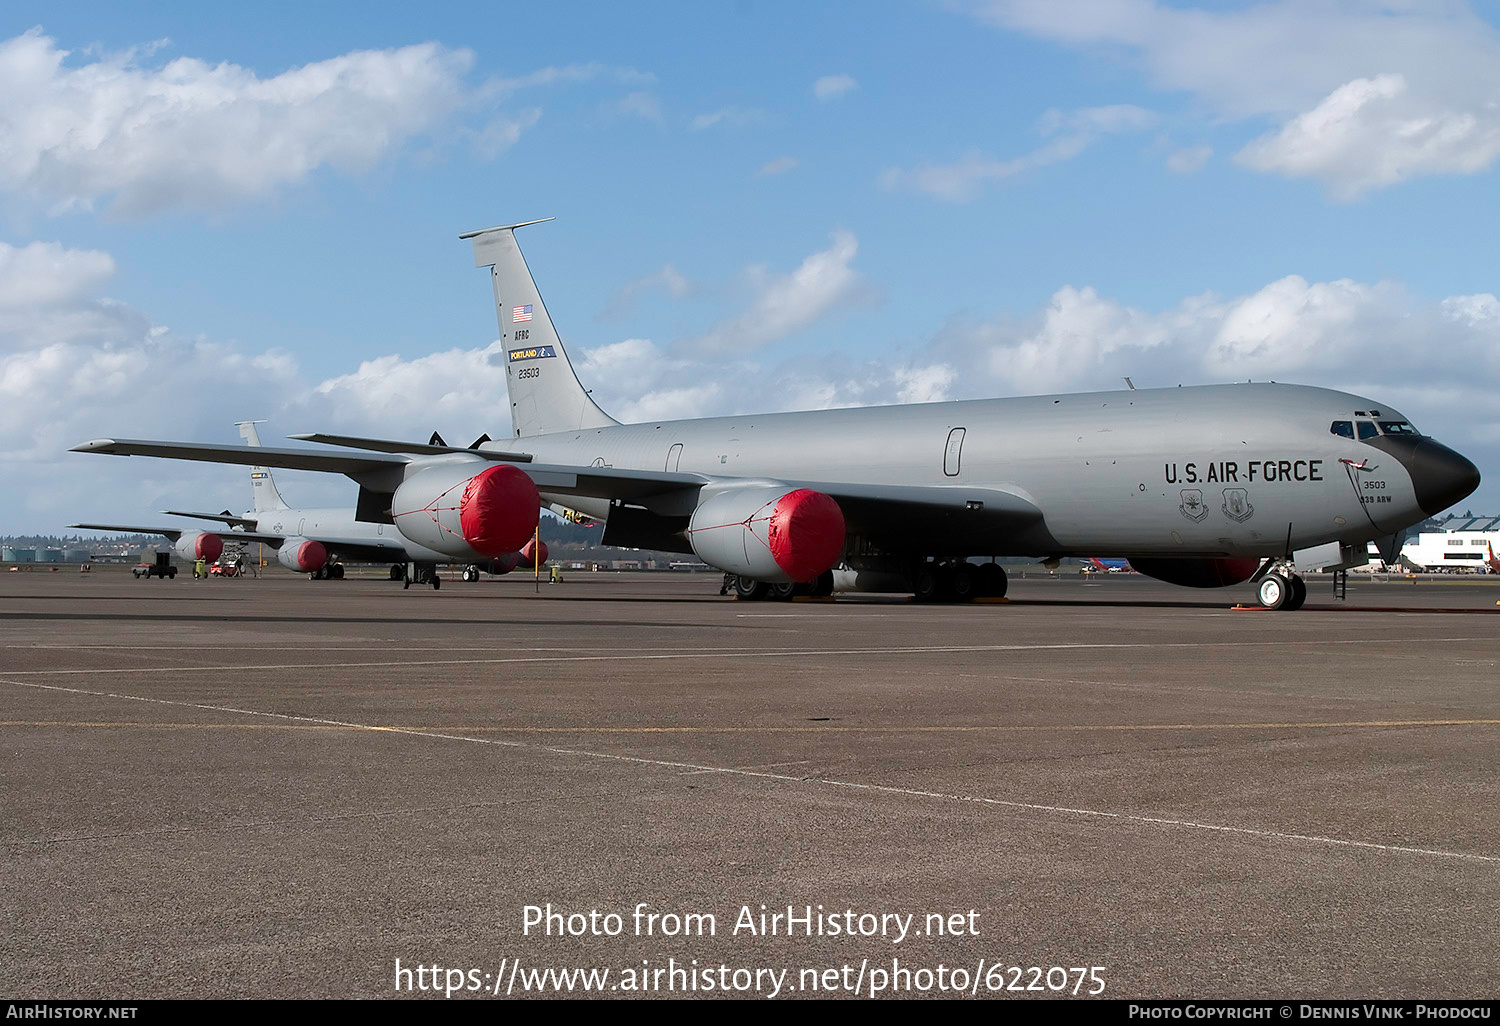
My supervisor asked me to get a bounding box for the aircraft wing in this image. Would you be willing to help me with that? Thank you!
[802,481,1042,530]
[524,465,1044,552]
[161,510,259,528]
[70,437,1044,543]
[775,480,1045,553]
[287,536,414,562]
[69,523,288,546]
[70,438,409,476]
[289,433,534,462]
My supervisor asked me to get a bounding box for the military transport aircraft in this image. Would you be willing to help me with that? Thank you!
[72,422,542,589]
[71,220,1481,609]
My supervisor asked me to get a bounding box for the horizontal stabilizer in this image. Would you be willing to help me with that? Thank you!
[69,522,287,546]
[71,522,185,541]
[458,217,554,242]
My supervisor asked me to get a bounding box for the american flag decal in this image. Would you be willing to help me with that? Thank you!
[512,304,533,323]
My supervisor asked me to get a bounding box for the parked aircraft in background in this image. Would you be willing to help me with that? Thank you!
[72,220,1481,609]
[72,422,543,589]
[1085,558,1131,573]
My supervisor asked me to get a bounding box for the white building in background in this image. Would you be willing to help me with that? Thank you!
[1366,515,1500,572]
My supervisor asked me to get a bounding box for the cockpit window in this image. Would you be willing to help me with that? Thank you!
[1357,421,1378,440]
[1330,421,1354,438]
[1379,421,1419,435]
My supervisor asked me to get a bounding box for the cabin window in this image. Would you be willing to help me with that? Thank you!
[1357,421,1378,440]
[1330,421,1354,438]
[1378,421,1419,435]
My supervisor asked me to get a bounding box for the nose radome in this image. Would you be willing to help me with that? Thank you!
[1408,439,1481,516]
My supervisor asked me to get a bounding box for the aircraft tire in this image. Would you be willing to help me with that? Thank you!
[390,564,404,581]
[462,566,478,582]
[431,573,441,591]
[734,575,770,601]
[950,562,978,602]
[810,570,834,597]
[769,582,797,601]
[913,564,941,603]
[332,564,345,580]
[976,562,1007,598]
[1257,573,1291,610]
[1285,574,1308,611]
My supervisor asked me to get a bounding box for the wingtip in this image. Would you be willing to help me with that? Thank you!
[70,438,118,453]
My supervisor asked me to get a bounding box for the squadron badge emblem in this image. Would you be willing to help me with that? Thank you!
[1221,488,1254,523]
[1178,489,1208,522]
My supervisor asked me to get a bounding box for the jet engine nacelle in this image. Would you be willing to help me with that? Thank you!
[278,538,328,573]
[486,552,522,576]
[687,483,845,583]
[517,538,548,569]
[173,531,223,563]
[1128,557,1261,588]
[391,461,540,560]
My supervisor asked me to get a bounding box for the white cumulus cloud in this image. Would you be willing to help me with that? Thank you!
[1237,74,1500,199]
[968,0,1500,196]
[0,28,483,215]
[684,230,869,354]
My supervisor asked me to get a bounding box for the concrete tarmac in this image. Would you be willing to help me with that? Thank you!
[2,568,1497,1000]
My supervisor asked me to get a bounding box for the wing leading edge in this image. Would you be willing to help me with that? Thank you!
[70,436,1046,549]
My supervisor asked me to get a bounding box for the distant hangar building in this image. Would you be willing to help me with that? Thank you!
[1395,515,1500,571]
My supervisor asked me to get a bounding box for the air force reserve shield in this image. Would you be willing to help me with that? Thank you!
[1222,488,1254,523]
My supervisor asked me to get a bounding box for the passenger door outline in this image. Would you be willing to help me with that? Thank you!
[944,428,965,477]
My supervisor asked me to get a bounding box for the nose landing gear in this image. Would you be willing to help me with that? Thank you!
[1257,567,1307,611]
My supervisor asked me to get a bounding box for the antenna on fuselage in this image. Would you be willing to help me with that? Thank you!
[1123,377,1135,390]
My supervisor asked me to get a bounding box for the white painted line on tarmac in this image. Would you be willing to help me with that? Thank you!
[3,636,1494,676]
[4,676,1495,866]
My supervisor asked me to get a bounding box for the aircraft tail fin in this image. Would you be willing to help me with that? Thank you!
[463,219,618,438]
[236,420,290,511]
[1487,542,1500,575]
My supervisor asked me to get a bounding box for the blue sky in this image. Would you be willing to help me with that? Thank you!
[3,1,1498,531]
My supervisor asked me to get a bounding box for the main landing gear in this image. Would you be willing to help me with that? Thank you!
[913,560,1008,603]
[400,564,442,591]
[732,571,834,601]
[311,563,344,580]
[1256,567,1307,611]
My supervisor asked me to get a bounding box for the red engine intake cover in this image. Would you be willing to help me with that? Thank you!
[296,540,328,572]
[765,488,845,582]
[517,538,549,569]
[195,533,223,562]
[458,465,541,557]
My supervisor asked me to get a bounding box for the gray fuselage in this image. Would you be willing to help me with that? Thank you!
[510,382,1471,559]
